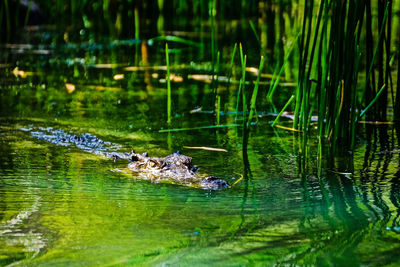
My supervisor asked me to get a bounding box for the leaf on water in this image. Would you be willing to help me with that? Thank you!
[124,66,167,71]
[183,146,228,152]
[12,67,27,78]
[158,74,183,83]
[232,175,244,186]
[243,67,277,79]
[30,49,51,55]
[125,64,191,72]
[190,107,203,113]
[171,74,183,83]
[65,83,76,93]
[274,112,318,122]
[274,124,303,132]
[358,121,393,125]
[260,73,275,79]
[113,74,125,80]
[246,67,259,75]
[84,85,121,91]
[188,74,230,84]
[188,74,212,83]
[5,43,34,49]
[89,63,124,69]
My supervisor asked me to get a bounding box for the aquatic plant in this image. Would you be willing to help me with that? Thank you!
[293,0,395,153]
[1,0,397,155]
[166,43,172,124]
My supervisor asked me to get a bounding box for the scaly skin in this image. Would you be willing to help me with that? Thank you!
[24,127,229,190]
[126,151,229,190]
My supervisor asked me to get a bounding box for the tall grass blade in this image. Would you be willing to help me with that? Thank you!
[249,20,261,47]
[267,33,300,100]
[23,0,33,27]
[239,44,247,127]
[212,50,220,96]
[226,43,237,90]
[359,84,386,118]
[134,7,140,40]
[395,51,400,121]
[0,3,4,41]
[235,80,242,121]
[365,2,389,95]
[242,55,247,126]
[210,0,217,70]
[216,95,221,125]
[272,95,295,127]
[166,43,172,124]
[4,0,11,41]
[248,56,265,126]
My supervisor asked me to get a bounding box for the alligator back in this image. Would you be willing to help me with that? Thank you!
[22,127,229,190]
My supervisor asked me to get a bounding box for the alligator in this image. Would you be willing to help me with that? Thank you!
[22,127,229,190]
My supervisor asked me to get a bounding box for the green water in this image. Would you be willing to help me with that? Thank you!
[1,3,400,266]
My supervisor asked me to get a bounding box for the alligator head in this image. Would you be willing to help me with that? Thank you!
[128,151,229,190]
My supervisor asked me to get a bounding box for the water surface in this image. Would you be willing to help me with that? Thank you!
[1,4,400,266]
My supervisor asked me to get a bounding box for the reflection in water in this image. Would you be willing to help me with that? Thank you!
[0,137,47,265]
[0,120,400,265]
[0,196,45,264]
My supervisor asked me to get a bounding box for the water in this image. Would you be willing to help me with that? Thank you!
[1,2,400,266]
[1,118,400,266]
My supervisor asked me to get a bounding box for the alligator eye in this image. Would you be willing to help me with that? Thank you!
[112,155,120,162]
[191,165,198,172]
[174,150,181,155]
[143,152,148,157]
[131,149,135,154]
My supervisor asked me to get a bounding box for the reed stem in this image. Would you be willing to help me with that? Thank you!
[272,95,295,127]
[166,43,171,124]
[248,56,265,126]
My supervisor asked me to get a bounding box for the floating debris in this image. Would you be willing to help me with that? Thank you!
[274,125,303,132]
[183,146,228,152]
[65,83,76,93]
[113,74,125,80]
[358,121,393,125]
[12,67,27,78]
[88,63,126,69]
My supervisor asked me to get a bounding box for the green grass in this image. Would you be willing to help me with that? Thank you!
[272,95,295,127]
[239,43,247,127]
[360,84,387,118]
[166,43,171,124]
[292,0,394,153]
[267,33,300,101]
[2,0,397,155]
[248,56,265,126]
